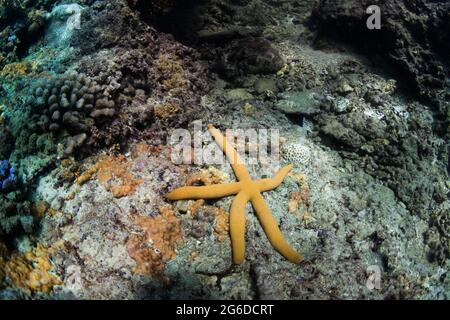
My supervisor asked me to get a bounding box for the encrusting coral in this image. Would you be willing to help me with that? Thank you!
[167,125,303,264]
[0,242,62,294]
[76,155,143,198]
[288,172,310,214]
[213,207,230,243]
[127,205,183,276]
[96,155,143,198]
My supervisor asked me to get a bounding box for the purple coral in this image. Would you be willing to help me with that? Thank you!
[0,160,18,193]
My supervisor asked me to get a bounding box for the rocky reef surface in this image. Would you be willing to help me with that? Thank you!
[0,0,448,299]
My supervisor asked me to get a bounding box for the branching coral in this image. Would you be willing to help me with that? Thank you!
[31,72,118,155]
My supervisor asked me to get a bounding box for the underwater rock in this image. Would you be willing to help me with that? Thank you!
[254,78,277,94]
[198,26,264,43]
[225,88,254,101]
[127,0,178,16]
[312,0,450,113]
[44,3,84,47]
[219,37,284,78]
[425,205,450,266]
[0,0,448,301]
[275,90,321,115]
[317,115,366,149]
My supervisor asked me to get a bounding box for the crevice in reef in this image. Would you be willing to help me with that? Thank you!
[150,0,202,45]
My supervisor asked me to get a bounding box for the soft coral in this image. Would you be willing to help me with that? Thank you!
[0,159,17,193]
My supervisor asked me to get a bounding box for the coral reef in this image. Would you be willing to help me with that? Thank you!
[0,0,448,300]
[0,0,53,67]
[70,1,146,54]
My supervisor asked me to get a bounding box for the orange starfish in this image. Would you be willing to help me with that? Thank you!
[167,125,303,264]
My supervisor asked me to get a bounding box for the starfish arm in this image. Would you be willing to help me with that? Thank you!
[208,125,252,181]
[230,191,250,264]
[257,164,293,192]
[167,182,242,200]
[250,193,303,264]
